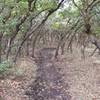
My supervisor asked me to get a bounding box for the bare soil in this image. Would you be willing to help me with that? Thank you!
[0,46,100,100]
[25,48,71,100]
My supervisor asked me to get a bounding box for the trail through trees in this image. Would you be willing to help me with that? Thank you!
[26,48,71,100]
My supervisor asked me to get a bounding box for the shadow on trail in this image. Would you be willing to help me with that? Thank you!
[25,48,72,100]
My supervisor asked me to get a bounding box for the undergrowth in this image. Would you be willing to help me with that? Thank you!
[0,60,13,74]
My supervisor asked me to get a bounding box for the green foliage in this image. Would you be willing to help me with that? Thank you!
[58,3,80,19]
[94,27,100,36]
[0,15,4,32]
[52,22,60,29]
[2,0,16,9]
[18,1,28,14]
[0,0,28,32]
[4,18,17,36]
[0,60,12,73]
[36,0,58,11]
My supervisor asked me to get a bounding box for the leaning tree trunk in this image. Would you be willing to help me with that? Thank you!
[6,38,13,59]
[26,39,30,56]
[89,35,100,56]
[0,34,3,63]
[31,33,40,58]
[13,39,25,62]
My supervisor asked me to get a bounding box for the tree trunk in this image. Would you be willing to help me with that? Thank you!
[0,34,3,63]
[31,34,39,58]
[26,39,30,56]
[61,43,65,55]
[13,41,24,62]
[6,37,14,59]
[55,41,61,59]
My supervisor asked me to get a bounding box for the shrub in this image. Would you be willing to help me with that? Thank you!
[0,60,13,74]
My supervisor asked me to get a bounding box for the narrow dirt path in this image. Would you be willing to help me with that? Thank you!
[25,48,72,100]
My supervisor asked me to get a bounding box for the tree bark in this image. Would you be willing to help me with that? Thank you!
[0,34,3,63]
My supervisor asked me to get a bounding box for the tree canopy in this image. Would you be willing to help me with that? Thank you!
[0,0,100,62]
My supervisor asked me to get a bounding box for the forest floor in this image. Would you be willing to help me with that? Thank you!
[0,46,100,100]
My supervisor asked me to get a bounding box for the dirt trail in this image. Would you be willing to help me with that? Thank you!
[0,47,100,100]
[26,48,71,100]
